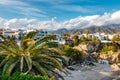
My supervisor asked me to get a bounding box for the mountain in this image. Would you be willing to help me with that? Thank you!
[52,28,71,34]
[53,24,120,34]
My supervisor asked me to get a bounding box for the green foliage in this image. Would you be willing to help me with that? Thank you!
[80,35,88,44]
[45,42,58,48]
[112,34,120,42]
[80,35,92,44]
[63,46,73,57]
[0,31,65,79]
[100,45,116,54]
[0,72,50,80]
[72,35,79,46]
[64,46,85,62]
[81,35,87,41]
[92,37,101,44]
[84,30,89,36]
[62,33,70,39]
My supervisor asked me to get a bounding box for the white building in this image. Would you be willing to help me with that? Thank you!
[52,34,65,44]
[3,29,19,38]
[78,32,115,43]
[34,30,48,40]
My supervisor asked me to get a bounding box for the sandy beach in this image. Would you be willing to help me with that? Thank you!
[62,63,120,80]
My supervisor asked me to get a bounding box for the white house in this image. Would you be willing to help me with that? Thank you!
[3,29,19,38]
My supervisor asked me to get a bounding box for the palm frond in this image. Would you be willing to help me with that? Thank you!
[48,55,68,66]
[0,32,65,79]
[21,31,38,40]
[29,47,43,55]
[20,39,34,50]
[2,58,18,75]
[6,38,20,53]
[39,60,62,70]
[31,48,62,56]
[51,70,64,80]
[24,54,32,74]
[0,44,17,55]
[46,48,63,55]
[40,42,58,48]
[32,61,47,76]
[0,35,7,43]
[39,64,64,80]
[30,35,56,49]
[36,54,62,69]
[0,51,11,56]
[20,31,38,50]
[0,55,11,67]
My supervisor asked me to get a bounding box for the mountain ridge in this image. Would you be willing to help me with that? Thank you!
[53,24,120,34]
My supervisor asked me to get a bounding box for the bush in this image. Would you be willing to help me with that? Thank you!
[64,46,86,63]
[100,45,116,54]
[0,72,51,80]
[112,34,120,42]
[72,35,79,46]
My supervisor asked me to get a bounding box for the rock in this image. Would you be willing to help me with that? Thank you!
[111,53,120,63]
[67,66,75,71]
[87,42,101,53]
[99,51,120,64]
[111,63,120,71]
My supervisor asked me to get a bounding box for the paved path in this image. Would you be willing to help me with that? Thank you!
[63,63,118,80]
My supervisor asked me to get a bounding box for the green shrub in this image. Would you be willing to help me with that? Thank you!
[112,34,120,42]
[64,46,85,62]
[100,45,116,54]
[0,72,51,80]
[72,35,79,46]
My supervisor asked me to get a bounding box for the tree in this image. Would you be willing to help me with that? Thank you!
[85,30,89,39]
[104,35,110,41]
[112,34,120,42]
[72,35,79,46]
[63,45,85,64]
[100,45,116,54]
[62,33,71,39]
[80,35,92,44]
[92,37,101,45]
[80,35,87,41]
[0,31,66,79]
[76,31,81,35]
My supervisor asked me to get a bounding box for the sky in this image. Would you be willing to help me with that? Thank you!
[0,0,120,30]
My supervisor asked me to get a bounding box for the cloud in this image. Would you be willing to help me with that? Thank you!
[0,0,27,6]
[62,10,120,29]
[0,0,46,18]
[15,7,47,18]
[0,10,120,30]
[31,0,91,13]
[0,0,102,19]
[53,5,90,13]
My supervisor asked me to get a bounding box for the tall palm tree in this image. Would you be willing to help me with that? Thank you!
[85,30,89,39]
[0,31,66,79]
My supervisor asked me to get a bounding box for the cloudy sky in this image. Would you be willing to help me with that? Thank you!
[0,0,120,30]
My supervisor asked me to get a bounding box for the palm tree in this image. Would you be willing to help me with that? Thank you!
[72,35,79,46]
[0,31,66,79]
[85,30,89,39]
